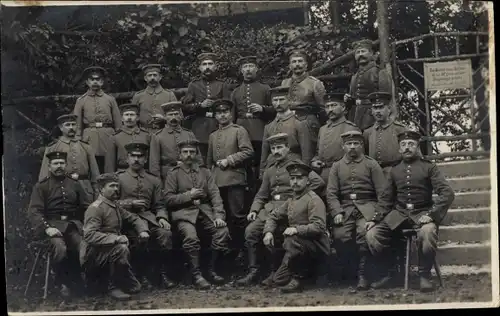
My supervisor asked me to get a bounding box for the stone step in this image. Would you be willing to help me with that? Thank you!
[433,190,491,208]
[441,207,491,225]
[437,159,490,177]
[436,243,490,265]
[408,264,492,276]
[439,224,491,243]
[447,175,491,192]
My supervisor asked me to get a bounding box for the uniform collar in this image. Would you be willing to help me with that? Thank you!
[165,125,182,133]
[218,123,233,130]
[291,72,308,83]
[121,126,141,135]
[243,79,257,84]
[343,154,365,164]
[127,168,145,178]
[276,111,294,121]
[358,61,376,72]
[327,116,346,127]
[58,136,81,143]
[271,154,294,168]
[86,89,104,97]
[146,85,164,95]
[100,195,117,208]
[374,119,392,130]
[292,188,310,200]
[180,162,200,173]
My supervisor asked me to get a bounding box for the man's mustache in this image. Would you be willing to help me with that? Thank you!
[170,118,179,124]
[273,153,282,157]
[404,150,412,154]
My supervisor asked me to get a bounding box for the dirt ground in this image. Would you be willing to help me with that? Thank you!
[7,273,493,312]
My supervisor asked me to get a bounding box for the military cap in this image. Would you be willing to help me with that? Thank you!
[119,103,139,114]
[178,138,200,149]
[324,93,345,104]
[212,99,233,112]
[46,151,67,161]
[341,130,364,142]
[82,66,106,79]
[161,101,183,113]
[141,63,162,75]
[237,55,258,66]
[124,142,149,154]
[269,86,289,98]
[151,113,166,124]
[197,52,219,62]
[266,132,289,146]
[288,48,309,61]
[96,173,119,187]
[56,114,78,124]
[353,39,374,51]
[368,92,392,106]
[397,130,421,143]
[286,162,312,177]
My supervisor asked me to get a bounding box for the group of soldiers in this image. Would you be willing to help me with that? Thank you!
[28,39,456,301]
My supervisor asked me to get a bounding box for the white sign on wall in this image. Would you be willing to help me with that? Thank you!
[424,59,473,90]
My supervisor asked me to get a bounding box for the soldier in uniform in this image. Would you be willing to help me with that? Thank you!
[363,92,407,177]
[39,114,100,201]
[149,114,167,134]
[281,49,327,150]
[181,52,232,162]
[231,54,274,193]
[104,103,151,173]
[207,99,254,256]
[73,66,122,173]
[344,39,393,131]
[164,139,230,289]
[28,151,92,297]
[131,64,178,132]
[81,173,150,300]
[235,133,324,286]
[116,142,176,290]
[149,101,198,183]
[263,162,330,293]
[260,86,313,175]
[311,93,360,186]
[326,131,386,290]
[366,131,455,292]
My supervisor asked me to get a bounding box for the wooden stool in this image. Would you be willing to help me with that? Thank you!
[24,240,52,299]
[401,229,443,290]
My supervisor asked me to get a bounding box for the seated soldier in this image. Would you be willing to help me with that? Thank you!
[28,151,92,297]
[235,133,325,287]
[164,138,231,289]
[116,142,175,290]
[80,173,150,300]
[366,131,455,292]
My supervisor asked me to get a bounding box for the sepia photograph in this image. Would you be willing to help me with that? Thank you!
[2,0,498,314]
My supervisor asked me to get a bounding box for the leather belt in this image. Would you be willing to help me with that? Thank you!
[69,173,89,180]
[397,201,432,210]
[378,160,400,168]
[341,193,377,201]
[84,122,113,128]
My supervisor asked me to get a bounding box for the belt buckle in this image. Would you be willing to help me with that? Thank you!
[61,215,68,220]
[95,122,103,128]
[406,203,414,210]
[349,193,357,200]
[245,113,254,118]
[205,112,213,118]
[70,173,79,180]
[274,194,281,201]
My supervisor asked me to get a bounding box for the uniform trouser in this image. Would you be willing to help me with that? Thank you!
[353,104,375,131]
[176,213,230,254]
[332,208,368,278]
[298,114,320,156]
[244,217,285,272]
[219,186,247,253]
[366,220,438,274]
[247,141,263,193]
[79,179,96,202]
[49,223,82,286]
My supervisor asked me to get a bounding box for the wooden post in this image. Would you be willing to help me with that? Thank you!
[376,0,391,67]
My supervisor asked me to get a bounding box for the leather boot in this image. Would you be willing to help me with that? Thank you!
[160,271,176,289]
[140,275,152,291]
[419,258,435,292]
[356,253,369,291]
[60,284,71,298]
[109,288,131,300]
[280,277,303,293]
[188,251,210,289]
[235,247,259,286]
[370,256,393,289]
[207,250,225,284]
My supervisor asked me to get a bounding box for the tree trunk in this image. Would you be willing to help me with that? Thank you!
[329,1,340,29]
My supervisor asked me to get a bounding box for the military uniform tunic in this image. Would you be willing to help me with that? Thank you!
[363,120,406,170]
[131,85,178,129]
[73,89,122,156]
[105,127,151,173]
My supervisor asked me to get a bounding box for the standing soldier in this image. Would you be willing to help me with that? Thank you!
[260,86,313,174]
[181,52,232,162]
[116,142,175,290]
[164,139,230,289]
[104,103,151,173]
[281,49,327,151]
[207,99,254,257]
[263,162,330,293]
[73,66,122,172]
[131,64,178,132]
[366,131,455,292]
[81,173,150,300]
[235,133,324,286]
[344,39,393,131]
[149,101,198,183]
[311,93,360,185]
[39,114,100,201]
[231,54,274,192]
[363,92,407,177]
[28,151,92,297]
[326,131,386,290]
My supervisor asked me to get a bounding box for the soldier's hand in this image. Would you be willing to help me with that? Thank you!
[214,218,227,228]
[45,227,63,237]
[355,99,362,106]
[116,235,129,245]
[418,215,433,225]
[200,99,214,108]
[365,221,376,231]
[333,214,344,225]
[263,232,274,247]
[139,231,150,240]
[193,199,201,206]
[158,218,171,230]
[247,211,257,222]
[133,199,148,209]
[344,94,352,103]
[311,160,324,169]
[248,103,263,113]
[283,227,298,236]
[189,188,204,199]
[217,159,229,169]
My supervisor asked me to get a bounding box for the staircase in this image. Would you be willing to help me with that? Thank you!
[416,159,492,275]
